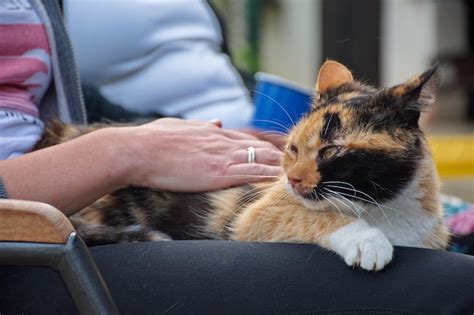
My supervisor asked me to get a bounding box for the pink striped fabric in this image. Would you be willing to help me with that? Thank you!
[0,11,51,118]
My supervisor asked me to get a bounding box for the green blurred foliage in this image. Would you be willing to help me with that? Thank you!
[210,0,260,74]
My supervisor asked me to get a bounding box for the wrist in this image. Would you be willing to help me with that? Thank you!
[105,125,170,189]
[90,127,135,189]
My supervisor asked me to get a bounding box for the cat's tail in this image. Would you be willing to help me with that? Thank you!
[69,216,171,246]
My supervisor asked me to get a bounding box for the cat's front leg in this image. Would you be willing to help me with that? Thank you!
[328,220,393,271]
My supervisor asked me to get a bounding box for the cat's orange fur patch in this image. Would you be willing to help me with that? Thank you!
[231,185,353,247]
[391,76,422,97]
[339,92,364,101]
[422,221,450,249]
[78,206,104,224]
[416,143,442,215]
[415,140,449,248]
[207,188,247,236]
[316,60,354,96]
[343,130,406,152]
[132,205,150,226]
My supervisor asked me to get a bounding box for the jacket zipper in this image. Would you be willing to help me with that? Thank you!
[31,0,87,124]
[52,0,87,124]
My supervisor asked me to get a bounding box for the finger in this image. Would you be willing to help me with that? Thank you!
[225,163,282,181]
[231,147,282,166]
[231,136,279,149]
[254,132,288,149]
[219,128,260,141]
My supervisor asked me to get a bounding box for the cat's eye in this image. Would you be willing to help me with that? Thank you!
[319,145,341,161]
[288,144,298,155]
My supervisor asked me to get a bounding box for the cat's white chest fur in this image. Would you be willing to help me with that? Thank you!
[359,179,437,247]
[327,179,438,270]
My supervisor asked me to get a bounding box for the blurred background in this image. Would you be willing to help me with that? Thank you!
[213,0,474,201]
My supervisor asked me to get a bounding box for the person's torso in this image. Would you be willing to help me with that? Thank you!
[65,0,252,128]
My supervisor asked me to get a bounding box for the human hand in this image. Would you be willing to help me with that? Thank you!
[241,127,287,149]
[118,118,282,192]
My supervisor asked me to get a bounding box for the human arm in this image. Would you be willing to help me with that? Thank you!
[0,127,126,216]
[0,118,281,216]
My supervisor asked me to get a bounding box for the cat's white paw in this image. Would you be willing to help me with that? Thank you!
[340,229,393,271]
[329,221,393,271]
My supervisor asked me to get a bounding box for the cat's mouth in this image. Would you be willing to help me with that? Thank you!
[300,190,322,201]
[288,187,332,211]
[288,185,324,204]
[285,178,327,205]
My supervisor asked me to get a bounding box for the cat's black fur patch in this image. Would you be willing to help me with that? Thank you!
[320,112,341,140]
[318,142,421,203]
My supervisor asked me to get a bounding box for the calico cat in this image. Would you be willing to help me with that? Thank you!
[35,61,449,271]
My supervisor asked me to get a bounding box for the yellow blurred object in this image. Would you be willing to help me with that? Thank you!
[428,136,474,179]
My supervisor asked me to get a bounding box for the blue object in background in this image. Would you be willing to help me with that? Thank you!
[442,195,470,218]
[251,73,314,133]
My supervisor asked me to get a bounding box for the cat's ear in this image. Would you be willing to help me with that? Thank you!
[315,60,353,99]
[387,63,438,126]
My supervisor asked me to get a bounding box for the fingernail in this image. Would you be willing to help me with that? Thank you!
[210,119,222,128]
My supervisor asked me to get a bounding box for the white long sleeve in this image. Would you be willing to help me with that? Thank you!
[65,0,253,129]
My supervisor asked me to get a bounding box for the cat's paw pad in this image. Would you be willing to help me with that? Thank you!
[330,222,393,271]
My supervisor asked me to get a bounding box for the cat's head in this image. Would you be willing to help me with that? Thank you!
[283,60,437,207]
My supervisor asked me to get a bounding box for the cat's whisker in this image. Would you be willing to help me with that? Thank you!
[321,181,359,198]
[323,186,400,227]
[324,185,406,215]
[235,190,264,210]
[323,182,395,226]
[254,129,288,137]
[251,89,296,128]
[324,190,362,221]
[323,113,334,138]
[250,119,290,133]
[312,190,321,202]
[322,188,362,220]
[369,179,413,205]
[210,175,281,179]
[322,181,356,191]
[237,186,277,210]
[323,188,385,226]
[324,184,383,205]
[240,184,274,199]
[320,192,346,221]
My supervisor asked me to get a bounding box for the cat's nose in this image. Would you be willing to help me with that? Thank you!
[288,176,302,187]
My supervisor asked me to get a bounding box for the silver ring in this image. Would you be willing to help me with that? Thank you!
[247,146,256,163]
